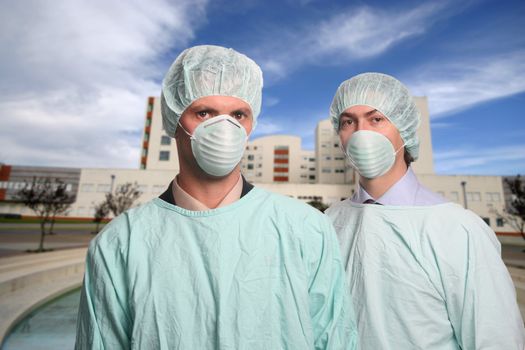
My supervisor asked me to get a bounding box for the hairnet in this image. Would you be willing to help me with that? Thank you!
[330,72,421,160]
[161,45,263,136]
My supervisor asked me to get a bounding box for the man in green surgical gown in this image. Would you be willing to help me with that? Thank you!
[75,45,358,349]
[326,72,524,349]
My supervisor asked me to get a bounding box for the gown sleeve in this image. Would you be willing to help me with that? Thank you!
[437,210,524,349]
[75,215,132,350]
[303,213,359,350]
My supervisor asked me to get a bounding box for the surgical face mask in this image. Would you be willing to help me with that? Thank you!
[178,115,248,177]
[342,130,404,179]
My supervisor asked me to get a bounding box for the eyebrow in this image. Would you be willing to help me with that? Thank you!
[190,104,219,114]
[340,109,378,119]
[190,105,252,116]
[232,107,252,116]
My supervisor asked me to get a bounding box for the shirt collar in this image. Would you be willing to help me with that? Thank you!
[352,167,420,206]
[172,174,243,211]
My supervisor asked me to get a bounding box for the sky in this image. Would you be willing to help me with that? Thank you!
[0,0,524,176]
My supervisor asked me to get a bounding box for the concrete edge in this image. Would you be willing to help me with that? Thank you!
[0,280,83,346]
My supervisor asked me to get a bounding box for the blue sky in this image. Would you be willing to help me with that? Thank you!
[1,0,524,175]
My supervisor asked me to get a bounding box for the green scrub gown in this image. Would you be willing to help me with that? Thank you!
[326,201,524,349]
[75,187,358,349]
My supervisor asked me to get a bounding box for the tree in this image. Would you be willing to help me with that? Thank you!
[104,182,142,217]
[307,200,329,213]
[92,201,110,234]
[47,181,74,234]
[17,177,74,252]
[498,175,525,239]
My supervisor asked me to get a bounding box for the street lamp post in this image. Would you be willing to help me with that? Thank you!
[110,174,116,193]
[461,181,468,209]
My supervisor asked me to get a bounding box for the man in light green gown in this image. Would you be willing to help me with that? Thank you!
[75,45,358,349]
[326,72,524,349]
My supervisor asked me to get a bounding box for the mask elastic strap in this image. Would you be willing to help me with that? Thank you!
[177,122,195,140]
[393,142,406,155]
[339,143,360,169]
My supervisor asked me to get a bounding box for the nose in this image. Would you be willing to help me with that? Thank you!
[355,121,371,132]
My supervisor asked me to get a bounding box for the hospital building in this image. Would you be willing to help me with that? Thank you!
[0,96,518,238]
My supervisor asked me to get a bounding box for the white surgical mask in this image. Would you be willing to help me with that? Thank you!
[342,130,404,179]
[178,115,248,177]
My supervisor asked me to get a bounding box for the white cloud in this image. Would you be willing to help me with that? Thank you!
[254,2,451,81]
[0,0,207,168]
[406,50,525,118]
[252,121,283,136]
[263,96,280,108]
[434,144,525,175]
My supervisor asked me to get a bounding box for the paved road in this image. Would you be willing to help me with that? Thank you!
[0,223,101,258]
[2,223,525,265]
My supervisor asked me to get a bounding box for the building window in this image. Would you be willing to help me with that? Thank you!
[323,156,331,161]
[97,184,111,193]
[482,217,490,226]
[309,157,315,162]
[334,156,345,161]
[486,192,501,202]
[496,218,504,227]
[256,172,262,177]
[152,185,165,194]
[161,136,171,145]
[274,176,288,182]
[334,143,339,148]
[309,175,316,180]
[300,165,307,169]
[274,154,289,159]
[466,192,481,202]
[247,164,254,170]
[81,184,94,192]
[159,151,170,161]
[247,154,255,161]
[335,169,344,173]
[322,168,331,173]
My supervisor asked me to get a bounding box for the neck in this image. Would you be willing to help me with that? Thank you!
[360,160,408,199]
[176,167,241,209]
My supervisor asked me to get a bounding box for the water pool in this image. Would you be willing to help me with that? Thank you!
[2,289,80,350]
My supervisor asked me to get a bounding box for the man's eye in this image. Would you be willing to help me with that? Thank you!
[372,117,384,123]
[233,112,245,120]
[340,119,353,128]
[197,111,209,118]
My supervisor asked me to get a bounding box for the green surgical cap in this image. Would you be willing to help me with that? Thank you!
[330,72,421,160]
[161,45,263,136]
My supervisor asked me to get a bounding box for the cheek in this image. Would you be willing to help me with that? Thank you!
[339,130,353,147]
[241,120,253,135]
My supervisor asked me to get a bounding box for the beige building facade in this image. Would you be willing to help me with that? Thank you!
[0,96,519,236]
